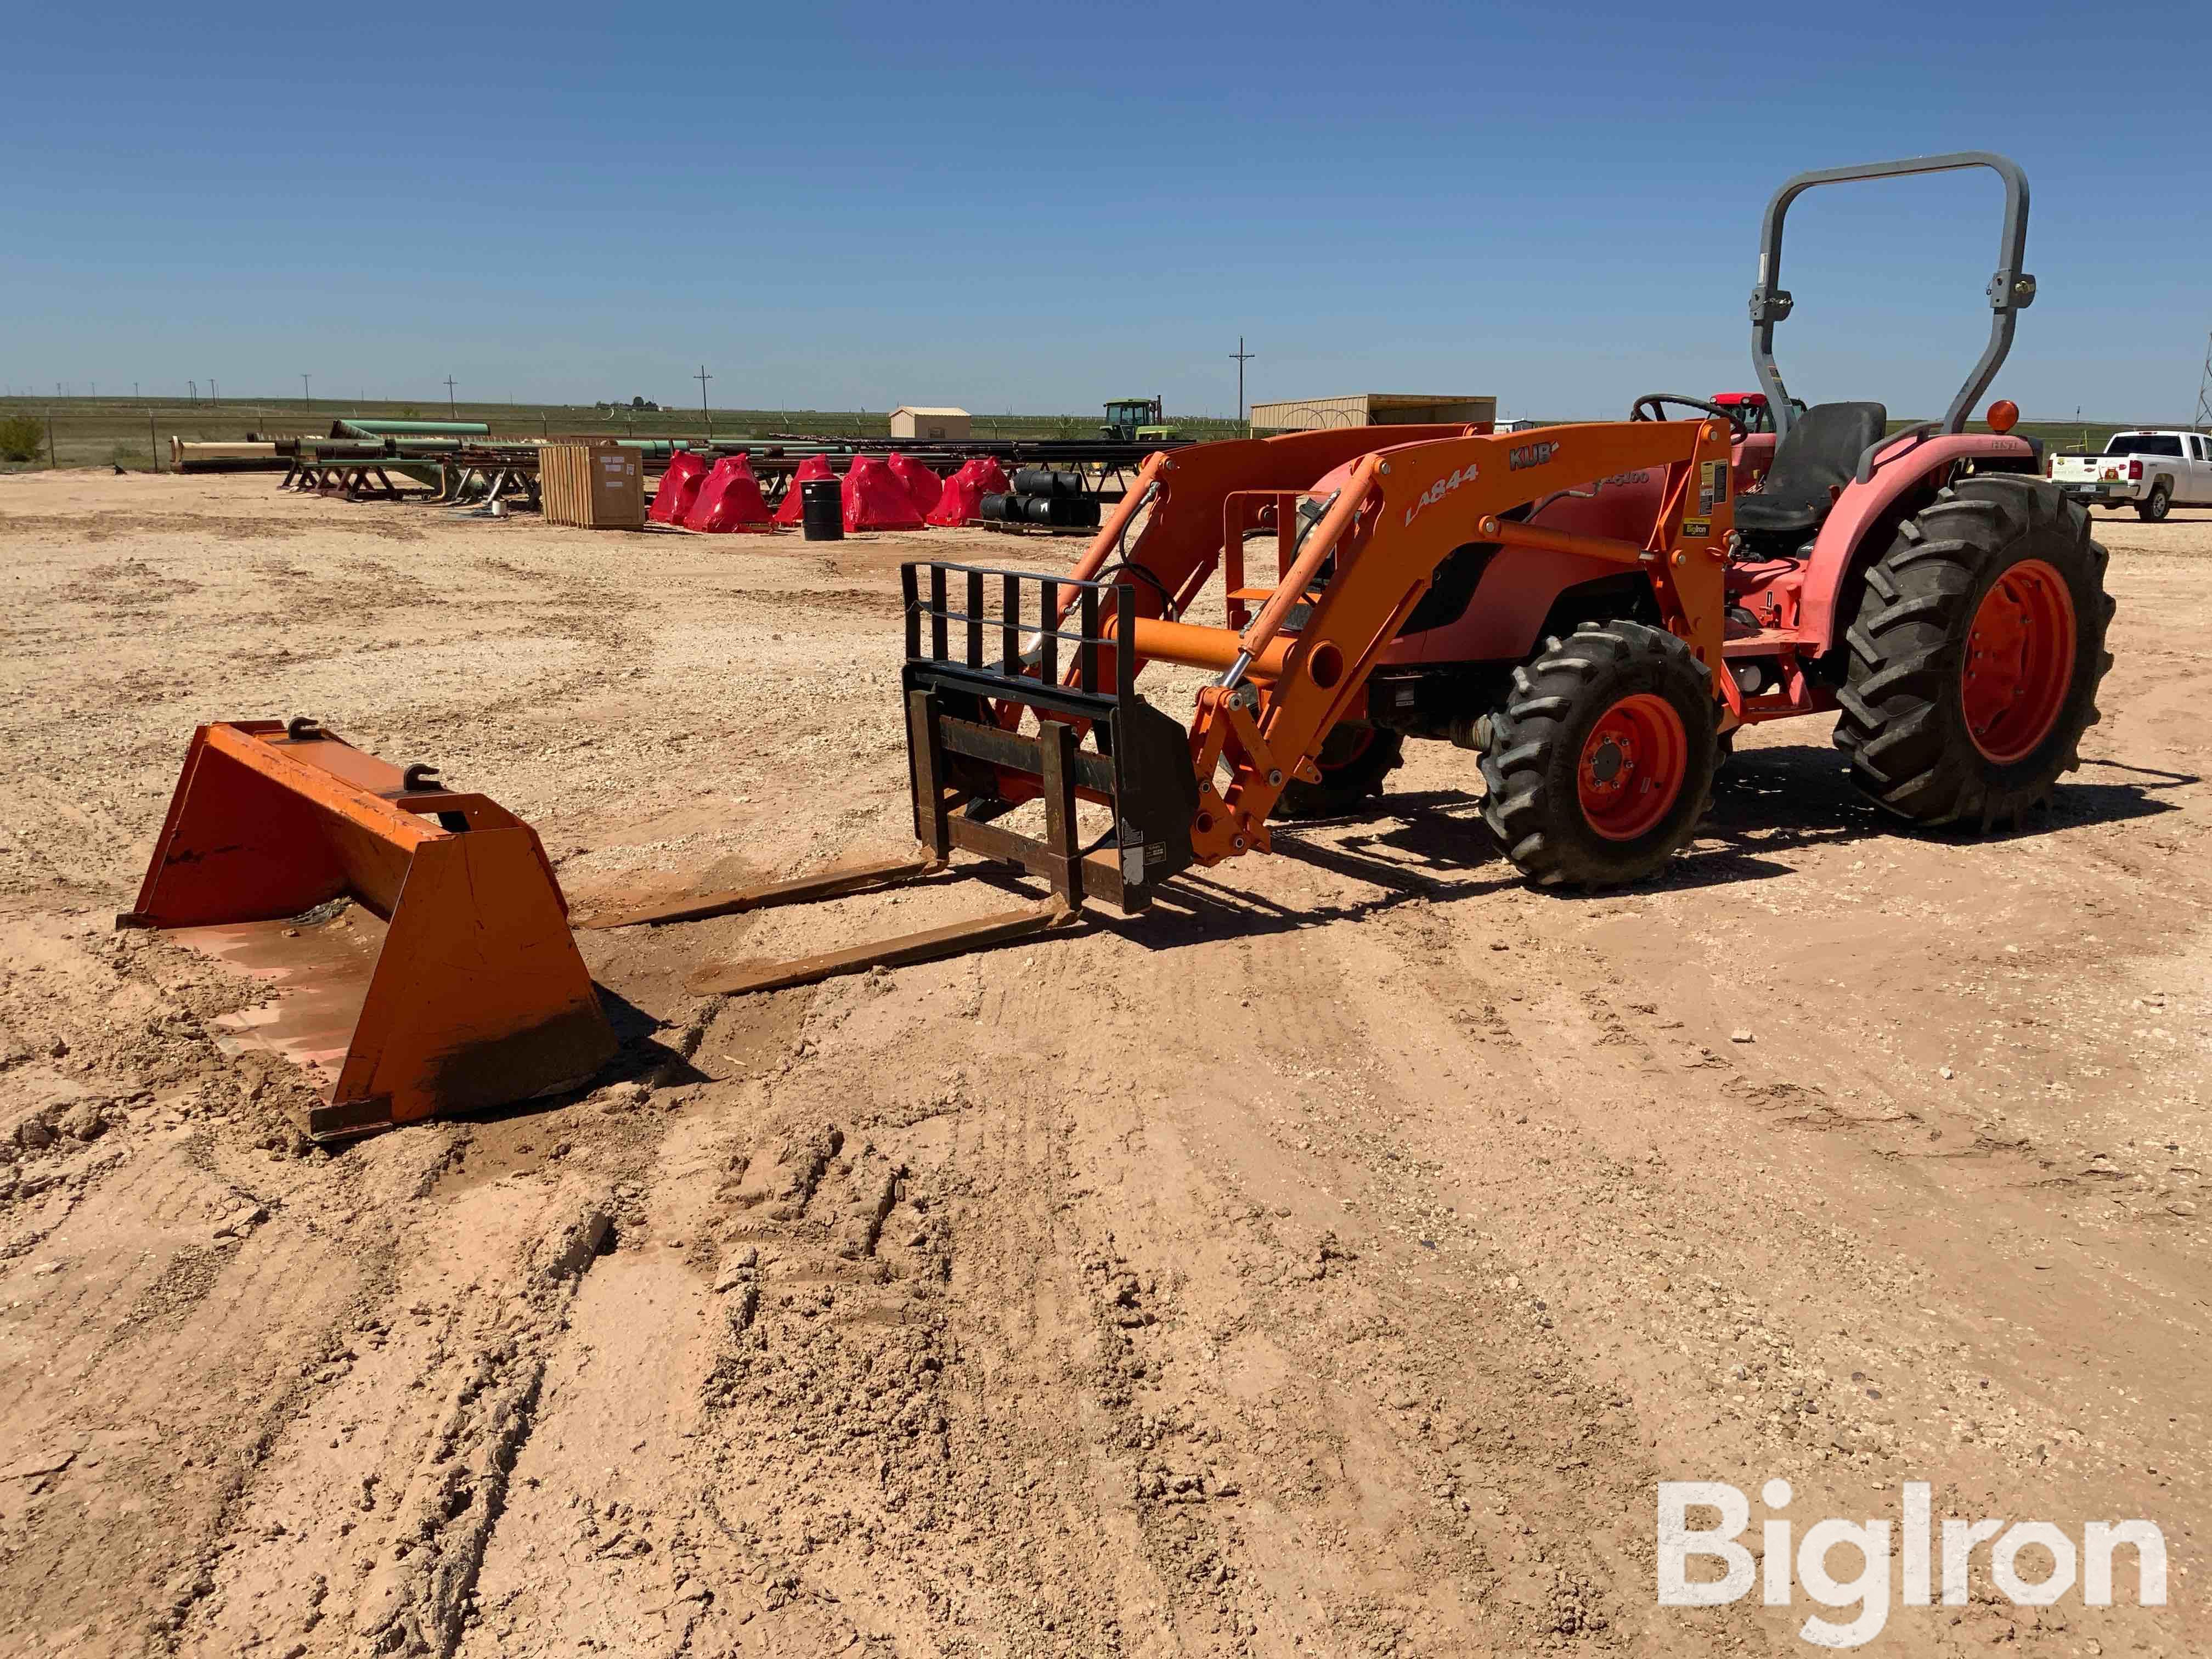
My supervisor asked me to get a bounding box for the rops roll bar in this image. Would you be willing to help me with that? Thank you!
[1750,151,2034,442]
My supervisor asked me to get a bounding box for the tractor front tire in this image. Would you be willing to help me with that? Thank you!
[1276,723,1403,819]
[1834,476,2112,827]
[1480,620,1717,887]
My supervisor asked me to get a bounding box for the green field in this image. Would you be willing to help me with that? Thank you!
[0,396,1253,472]
[0,394,2154,475]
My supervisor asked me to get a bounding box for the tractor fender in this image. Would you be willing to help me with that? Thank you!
[1796,433,2036,654]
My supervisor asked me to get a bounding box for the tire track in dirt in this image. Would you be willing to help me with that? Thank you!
[173,1184,619,1657]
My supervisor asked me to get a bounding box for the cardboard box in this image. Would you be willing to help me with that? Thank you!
[543,440,644,529]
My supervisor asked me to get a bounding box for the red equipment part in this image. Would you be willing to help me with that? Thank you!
[773,454,837,525]
[926,458,1013,526]
[1791,431,2038,653]
[648,450,710,525]
[684,454,776,533]
[843,455,926,532]
[887,452,944,519]
[1576,692,1689,840]
[1961,557,2077,762]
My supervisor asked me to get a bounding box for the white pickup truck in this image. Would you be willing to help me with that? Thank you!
[2050,431,2212,521]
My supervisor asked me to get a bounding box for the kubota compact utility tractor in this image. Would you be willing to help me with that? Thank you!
[591,150,2112,994]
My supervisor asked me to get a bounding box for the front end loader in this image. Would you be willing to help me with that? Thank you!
[596,150,2112,994]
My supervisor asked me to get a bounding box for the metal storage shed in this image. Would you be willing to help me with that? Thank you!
[890,406,972,441]
[1247,393,1497,433]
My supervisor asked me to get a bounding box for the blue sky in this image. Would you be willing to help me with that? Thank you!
[7,2,2209,420]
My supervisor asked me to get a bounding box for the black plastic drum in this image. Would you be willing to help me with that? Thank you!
[799,477,844,541]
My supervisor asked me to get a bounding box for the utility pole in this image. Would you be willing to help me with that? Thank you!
[188,380,197,403]
[211,380,218,405]
[696,365,714,439]
[1230,335,1256,431]
[444,375,458,420]
[301,374,312,422]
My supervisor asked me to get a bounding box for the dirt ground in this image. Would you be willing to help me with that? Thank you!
[1,469,2207,1658]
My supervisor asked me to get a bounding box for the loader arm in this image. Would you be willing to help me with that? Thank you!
[940,424,1488,805]
[1046,426,1484,698]
[1178,420,1735,862]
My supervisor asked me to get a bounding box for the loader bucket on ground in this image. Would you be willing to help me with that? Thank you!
[121,721,618,1140]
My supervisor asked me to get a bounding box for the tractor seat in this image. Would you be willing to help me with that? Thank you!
[1730,402,1887,538]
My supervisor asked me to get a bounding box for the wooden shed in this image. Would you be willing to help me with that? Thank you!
[1248,392,1497,434]
[890,406,972,441]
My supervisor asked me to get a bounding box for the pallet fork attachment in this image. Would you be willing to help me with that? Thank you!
[585,561,1196,992]
[121,720,618,1139]
[578,849,1080,994]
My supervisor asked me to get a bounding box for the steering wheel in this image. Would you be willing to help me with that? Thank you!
[1629,393,1751,437]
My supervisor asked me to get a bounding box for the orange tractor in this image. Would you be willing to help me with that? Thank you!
[123,153,2114,1136]
[596,149,2112,990]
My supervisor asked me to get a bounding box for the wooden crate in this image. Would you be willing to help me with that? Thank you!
[542,441,644,529]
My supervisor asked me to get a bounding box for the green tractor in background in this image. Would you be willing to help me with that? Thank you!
[1102,397,1183,443]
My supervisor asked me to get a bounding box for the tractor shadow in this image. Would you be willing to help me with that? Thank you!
[1707,743,2188,851]
[1108,746,2192,953]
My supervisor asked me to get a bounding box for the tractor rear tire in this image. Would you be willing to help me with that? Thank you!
[1480,620,1717,887]
[1276,723,1404,819]
[1833,476,2112,827]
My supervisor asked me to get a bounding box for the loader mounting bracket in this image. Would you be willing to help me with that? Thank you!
[902,560,1198,913]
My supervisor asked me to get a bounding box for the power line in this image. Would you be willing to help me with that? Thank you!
[2195,328,2212,431]
[1230,336,1256,431]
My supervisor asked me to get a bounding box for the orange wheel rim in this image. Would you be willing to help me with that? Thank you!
[1961,559,2075,763]
[1577,692,1688,841]
[1318,724,1375,774]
